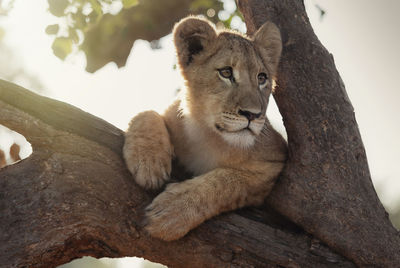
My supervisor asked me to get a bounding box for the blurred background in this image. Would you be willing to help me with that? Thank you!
[0,0,399,267]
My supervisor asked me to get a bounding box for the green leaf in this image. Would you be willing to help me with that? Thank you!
[52,37,73,60]
[88,10,100,24]
[122,0,138,9]
[190,0,215,11]
[89,0,103,16]
[222,14,234,28]
[45,24,60,35]
[68,28,79,43]
[71,11,87,29]
[48,0,69,17]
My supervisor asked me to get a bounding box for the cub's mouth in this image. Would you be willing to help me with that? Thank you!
[214,122,260,148]
[215,124,256,135]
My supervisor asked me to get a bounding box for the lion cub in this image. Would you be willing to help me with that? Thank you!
[123,16,287,241]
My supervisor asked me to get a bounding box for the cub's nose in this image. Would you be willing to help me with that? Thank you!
[238,109,262,121]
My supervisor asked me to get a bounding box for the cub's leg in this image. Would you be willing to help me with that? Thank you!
[123,111,174,190]
[144,162,284,241]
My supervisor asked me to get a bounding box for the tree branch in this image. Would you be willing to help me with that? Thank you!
[0,80,353,267]
[237,0,400,266]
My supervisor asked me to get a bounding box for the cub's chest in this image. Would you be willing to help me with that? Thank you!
[173,120,221,176]
[176,136,219,176]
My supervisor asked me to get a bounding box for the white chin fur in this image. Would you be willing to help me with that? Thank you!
[220,130,256,148]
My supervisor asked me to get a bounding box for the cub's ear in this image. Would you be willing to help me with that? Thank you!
[252,22,282,76]
[173,16,217,67]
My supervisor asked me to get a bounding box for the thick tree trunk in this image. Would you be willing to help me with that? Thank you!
[0,0,398,267]
[238,0,400,267]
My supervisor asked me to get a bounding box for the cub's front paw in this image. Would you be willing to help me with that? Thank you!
[123,111,173,190]
[126,151,171,190]
[144,182,203,241]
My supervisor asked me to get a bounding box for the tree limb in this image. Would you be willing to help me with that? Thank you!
[0,80,353,267]
[237,0,400,266]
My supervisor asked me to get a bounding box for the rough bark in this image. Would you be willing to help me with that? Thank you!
[0,80,353,267]
[237,0,400,267]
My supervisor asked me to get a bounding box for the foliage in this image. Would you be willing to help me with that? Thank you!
[45,0,243,72]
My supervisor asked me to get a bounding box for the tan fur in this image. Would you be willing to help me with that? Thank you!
[123,16,287,241]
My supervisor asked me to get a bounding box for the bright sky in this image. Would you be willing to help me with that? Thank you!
[0,1,399,266]
[1,0,181,127]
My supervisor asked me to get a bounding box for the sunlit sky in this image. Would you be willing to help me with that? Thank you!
[0,0,399,215]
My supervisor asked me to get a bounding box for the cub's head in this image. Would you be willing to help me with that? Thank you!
[174,17,282,148]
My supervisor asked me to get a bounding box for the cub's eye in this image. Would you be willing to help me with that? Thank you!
[257,72,268,85]
[218,67,233,79]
